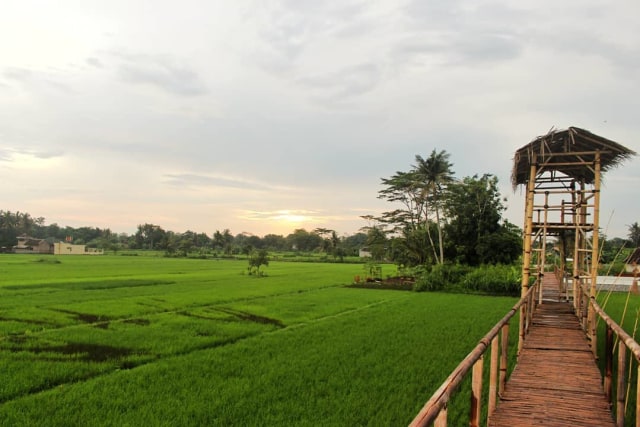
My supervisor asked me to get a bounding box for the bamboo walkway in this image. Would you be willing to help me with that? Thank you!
[489,275,615,427]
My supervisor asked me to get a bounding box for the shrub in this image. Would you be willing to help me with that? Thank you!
[414,263,521,295]
[461,264,521,296]
[414,264,471,292]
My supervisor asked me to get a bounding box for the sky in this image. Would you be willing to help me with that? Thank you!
[1,0,639,239]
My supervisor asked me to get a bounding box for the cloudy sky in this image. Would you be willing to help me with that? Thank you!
[1,1,639,238]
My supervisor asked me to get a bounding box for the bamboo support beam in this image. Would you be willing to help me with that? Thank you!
[588,152,601,356]
[519,156,537,355]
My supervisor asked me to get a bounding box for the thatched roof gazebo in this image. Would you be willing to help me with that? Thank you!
[512,127,636,189]
[512,126,635,359]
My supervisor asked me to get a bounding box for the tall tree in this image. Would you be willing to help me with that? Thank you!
[444,174,520,265]
[413,149,454,264]
[376,171,437,265]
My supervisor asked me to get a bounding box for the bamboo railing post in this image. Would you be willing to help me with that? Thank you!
[605,325,613,402]
[488,336,499,420]
[434,407,447,427]
[636,364,640,426]
[636,365,640,427]
[499,324,509,396]
[617,341,627,427]
[469,356,483,427]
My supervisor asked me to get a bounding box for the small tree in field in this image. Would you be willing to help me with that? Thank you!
[248,249,269,276]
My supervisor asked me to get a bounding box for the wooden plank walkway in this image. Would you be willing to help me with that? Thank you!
[489,275,615,427]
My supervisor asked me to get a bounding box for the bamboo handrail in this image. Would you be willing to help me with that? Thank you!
[580,285,640,426]
[409,282,538,427]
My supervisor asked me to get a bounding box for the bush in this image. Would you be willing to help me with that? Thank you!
[414,264,472,292]
[461,264,521,296]
[414,263,521,295]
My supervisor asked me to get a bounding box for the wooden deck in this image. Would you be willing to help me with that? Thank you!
[489,275,615,427]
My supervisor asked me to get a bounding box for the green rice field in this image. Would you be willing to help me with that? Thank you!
[0,254,519,426]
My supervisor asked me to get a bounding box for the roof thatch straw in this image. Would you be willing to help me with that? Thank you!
[512,127,636,189]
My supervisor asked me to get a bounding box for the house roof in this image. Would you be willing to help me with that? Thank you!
[15,235,49,247]
[512,127,636,189]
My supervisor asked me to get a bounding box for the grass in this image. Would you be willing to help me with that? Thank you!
[0,254,518,426]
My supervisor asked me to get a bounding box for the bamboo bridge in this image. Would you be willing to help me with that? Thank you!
[409,127,637,426]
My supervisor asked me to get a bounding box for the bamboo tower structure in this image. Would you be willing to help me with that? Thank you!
[512,127,635,353]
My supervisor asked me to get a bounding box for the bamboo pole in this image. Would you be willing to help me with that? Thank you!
[434,407,447,427]
[571,180,579,313]
[618,341,627,427]
[499,324,509,396]
[636,365,640,427]
[589,152,601,356]
[488,336,499,420]
[469,356,483,427]
[605,325,613,402]
[519,156,537,355]
[540,190,549,303]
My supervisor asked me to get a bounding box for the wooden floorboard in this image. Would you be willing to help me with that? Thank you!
[489,275,615,427]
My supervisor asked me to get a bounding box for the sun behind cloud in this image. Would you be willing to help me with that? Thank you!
[272,211,308,223]
[240,209,320,232]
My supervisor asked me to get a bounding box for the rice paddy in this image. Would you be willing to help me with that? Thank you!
[0,254,518,426]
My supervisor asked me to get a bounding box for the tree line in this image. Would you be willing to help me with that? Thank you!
[0,210,367,258]
[2,151,638,265]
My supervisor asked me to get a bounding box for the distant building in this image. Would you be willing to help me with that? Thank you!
[10,235,103,255]
[53,242,103,255]
[13,235,53,254]
[359,247,372,258]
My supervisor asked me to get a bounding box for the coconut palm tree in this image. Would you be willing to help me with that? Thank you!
[413,149,454,264]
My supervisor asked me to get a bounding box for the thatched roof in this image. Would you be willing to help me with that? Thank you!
[512,127,636,189]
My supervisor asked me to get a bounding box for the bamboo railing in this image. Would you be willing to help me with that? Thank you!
[583,286,640,427]
[408,281,539,427]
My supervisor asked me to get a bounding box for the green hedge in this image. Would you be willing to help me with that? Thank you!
[414,264,521,296]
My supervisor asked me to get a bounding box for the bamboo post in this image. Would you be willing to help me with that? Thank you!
[588,152,601,356]
[637,365,640,427]
[636,364,640,426]
[434,407,447,427]
[499,324,509,396]
[571,180,580,315]
[488,335,499,420]
[519,157,537,355]
[540,190,549,303]
[617,341,627,427]
[605,325,613,402]
[469,356,483,427]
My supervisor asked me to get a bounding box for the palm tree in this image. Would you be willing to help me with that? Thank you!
[413,149,454,264]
